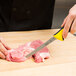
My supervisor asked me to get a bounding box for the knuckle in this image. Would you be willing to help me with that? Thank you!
[70,14,75,18]
[63,33,66,36]
[63,30,67,35]
[64,25,69,31]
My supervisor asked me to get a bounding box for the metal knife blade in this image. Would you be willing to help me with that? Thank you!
[26,37,56,58]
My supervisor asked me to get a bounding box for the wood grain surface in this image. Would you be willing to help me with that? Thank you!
[0,29,76,76]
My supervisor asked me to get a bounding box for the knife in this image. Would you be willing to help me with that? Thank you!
[26,27,65,58]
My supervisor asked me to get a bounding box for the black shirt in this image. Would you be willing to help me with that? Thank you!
[0,0,55,32]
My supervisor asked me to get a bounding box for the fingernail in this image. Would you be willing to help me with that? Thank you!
[62,32,64,39]
[62,33,66,39]
[63,35,65,39]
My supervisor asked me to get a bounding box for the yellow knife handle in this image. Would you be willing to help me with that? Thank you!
[53,26,71,41]
[53,27,64,41]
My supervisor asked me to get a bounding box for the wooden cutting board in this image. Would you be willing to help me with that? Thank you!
[0,29,76,76]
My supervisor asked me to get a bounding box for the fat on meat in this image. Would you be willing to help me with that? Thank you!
[6,40,50,63]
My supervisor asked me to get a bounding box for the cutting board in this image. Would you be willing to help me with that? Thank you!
[0,29,76,76]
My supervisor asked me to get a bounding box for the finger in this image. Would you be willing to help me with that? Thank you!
[63,14,74,38]
[61,16,68,27]
[0,51,5,59]
[0,43,8,55]
[3,44,11,50]
[70,18,76,34]
[0,38,11,50]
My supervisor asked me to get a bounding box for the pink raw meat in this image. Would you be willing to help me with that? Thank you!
[6,40,50,63]
[30,40,50,63]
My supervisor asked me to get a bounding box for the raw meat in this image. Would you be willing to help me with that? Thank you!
[6,40,50,63]
[30,40,50,63]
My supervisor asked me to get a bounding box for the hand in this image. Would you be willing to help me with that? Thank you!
[0,38,11,59]
[61,4,76,38]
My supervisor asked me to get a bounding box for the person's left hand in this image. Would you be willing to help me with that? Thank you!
[61,4,76,38]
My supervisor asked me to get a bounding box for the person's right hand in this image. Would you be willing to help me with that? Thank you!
[0,38,11,59]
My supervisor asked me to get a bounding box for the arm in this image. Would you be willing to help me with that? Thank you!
[61,4,76,38]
